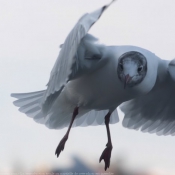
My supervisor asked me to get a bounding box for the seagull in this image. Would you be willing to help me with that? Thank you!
[11,0,175,171]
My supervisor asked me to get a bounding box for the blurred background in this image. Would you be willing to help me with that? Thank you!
[1,0,175,174]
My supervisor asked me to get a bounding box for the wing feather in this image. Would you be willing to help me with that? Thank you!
[42,1,115,113]
[121,59,175,136]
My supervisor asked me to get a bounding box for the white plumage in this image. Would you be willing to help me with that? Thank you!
[11,1,119,130]
[11,0,175,137]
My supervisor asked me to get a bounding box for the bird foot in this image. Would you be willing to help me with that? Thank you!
[99,144,113,171]
[55,135,68,157]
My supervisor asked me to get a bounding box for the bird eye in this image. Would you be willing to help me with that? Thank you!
[120,63,123,70]
[138,66,143,72]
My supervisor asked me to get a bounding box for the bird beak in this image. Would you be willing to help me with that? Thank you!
[124,74,132,89]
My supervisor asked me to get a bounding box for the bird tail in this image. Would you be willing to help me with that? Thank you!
[11,90,46,124]
[11,90,119,129]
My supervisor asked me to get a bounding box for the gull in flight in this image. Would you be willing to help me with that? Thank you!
[11,0,175,170]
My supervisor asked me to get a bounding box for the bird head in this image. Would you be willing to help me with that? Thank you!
[117,51,147,89]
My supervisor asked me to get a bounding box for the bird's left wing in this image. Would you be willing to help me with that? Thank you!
[120,59,175,136]
[42,1,115,113]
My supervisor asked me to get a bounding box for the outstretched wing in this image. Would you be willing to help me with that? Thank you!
[120,59,175,136]
[42,1,115,113]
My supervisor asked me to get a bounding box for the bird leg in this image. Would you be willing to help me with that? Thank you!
[99,112,113,171]
[55,107,79,157]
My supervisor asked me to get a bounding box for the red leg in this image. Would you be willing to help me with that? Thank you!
[55,107,79,157]
[99,112,113,171]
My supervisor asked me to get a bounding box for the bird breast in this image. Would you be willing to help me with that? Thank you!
[63,56,135,110]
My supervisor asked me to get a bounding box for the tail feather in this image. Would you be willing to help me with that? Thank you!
[11,90,45,99]
[13,95,41,107]
[11,90,119,129]
[20,106,41,114]
[11,90,46,124]
[18,99,41,110]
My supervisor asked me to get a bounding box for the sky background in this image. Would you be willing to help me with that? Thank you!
[1,0,175,174]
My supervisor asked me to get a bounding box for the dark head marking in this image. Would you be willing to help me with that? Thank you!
[117,51,147,88]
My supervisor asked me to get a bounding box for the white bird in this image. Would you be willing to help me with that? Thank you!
[11,0,175,170]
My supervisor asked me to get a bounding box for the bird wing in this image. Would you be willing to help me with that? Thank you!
[42,1,115,113]
[120,59,175,136]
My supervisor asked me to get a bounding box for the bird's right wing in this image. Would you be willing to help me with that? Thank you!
[120,59,175,136]
[41,1,116,113]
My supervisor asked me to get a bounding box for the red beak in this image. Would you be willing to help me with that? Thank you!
[124,74,132,89]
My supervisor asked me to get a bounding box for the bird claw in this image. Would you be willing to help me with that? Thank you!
[55,135,68,157]
[99,145,112,171]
